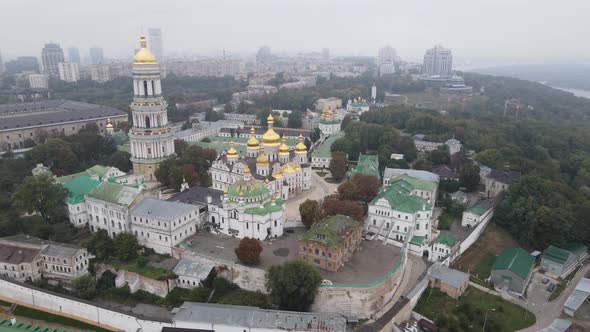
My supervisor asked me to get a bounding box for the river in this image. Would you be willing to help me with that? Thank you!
[551,86,590,99]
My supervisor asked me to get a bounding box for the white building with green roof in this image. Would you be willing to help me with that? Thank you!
[207,167,286,240]
[86,181,143,238]
[461,200,494,227]
[62,176,102,227]
[311,131,345,168]
[365,174,437,254]
[430,233,460,263]
[541,244,588,279]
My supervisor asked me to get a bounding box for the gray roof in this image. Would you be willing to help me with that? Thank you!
[168,186,223,207]
[539,319,572,332]
[173,303,347,331]
[0,99,127,131]
[0,234,84,258]
[131,198,197,221]
[172,259,214,280]
[430,263,469,289]
[488,169,521,184]
[564,278,590,313]
[383,168,440,183]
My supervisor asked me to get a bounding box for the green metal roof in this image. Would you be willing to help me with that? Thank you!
[434,233,458,247]
[349,154,379,178]
[244,199,285,215]
[228,177,270,200]
[57,165,112,184]
[302,215,361,248]
[312,132,345,158]
[564,243,588,257]
[86,181,141,206]
[62,176,101,204]
[370,176,433,213]
[465,200,494,216]
[492,247,534,280]
[543,245,571,264]
[393,174,437,191]
[410,235,426,245]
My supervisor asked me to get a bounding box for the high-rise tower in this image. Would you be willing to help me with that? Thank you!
[148,28,163,61]
[129,35,175,182]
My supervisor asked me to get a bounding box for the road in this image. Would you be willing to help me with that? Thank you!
[284,171,340,220]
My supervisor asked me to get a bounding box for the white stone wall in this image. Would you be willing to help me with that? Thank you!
[68,202,89,227]
[0,277,172,332]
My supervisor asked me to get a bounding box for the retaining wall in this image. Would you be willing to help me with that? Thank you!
[0,277,172,332]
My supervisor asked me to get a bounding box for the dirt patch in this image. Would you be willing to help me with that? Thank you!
[452,223,519,277]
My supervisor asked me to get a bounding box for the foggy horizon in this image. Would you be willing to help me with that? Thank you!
[2,0,590,67]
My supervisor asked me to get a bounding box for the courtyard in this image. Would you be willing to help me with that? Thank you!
[186,227,402,285]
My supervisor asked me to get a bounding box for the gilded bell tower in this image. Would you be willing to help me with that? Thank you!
[128,35,175,182]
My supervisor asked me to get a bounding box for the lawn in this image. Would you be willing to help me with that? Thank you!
[438,212,454,230]
[452,223,519,276]
[12,305,112,332]
[415,287,535,332]
[112,262,175,280]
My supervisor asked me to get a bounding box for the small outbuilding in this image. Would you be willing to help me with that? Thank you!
[490,247,534,295]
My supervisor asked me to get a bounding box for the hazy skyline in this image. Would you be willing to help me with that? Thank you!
[2,0,589,66]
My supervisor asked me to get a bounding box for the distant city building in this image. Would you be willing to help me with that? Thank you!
[4,56,39,74]
[322,48,330,61]
[371,84,377,104]
[28,74,49,89]
[89,46,104,65]
[175,96,218,111]
[298,215,363,272]
[148,28,163,61]
[231,85,277,105]
[423,45,453,76]
[58,62,80,82]
[0,99,127,151]
[167,59,244,78]
[378,46,398,76]
[90,64,111,82]
[248,72,276,85]
[0,50,3,75]
[67,46,80,64]
[256,46,273,66]
[41,43,64,76]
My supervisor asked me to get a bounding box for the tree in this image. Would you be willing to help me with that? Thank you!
[460,164,481,192]
[341,115,352,130]
[287,111,302,128]
[329,152,348,181]
[338,173,381,203]
[83,122,100,134]
[86,229,114,261]
[413,159,433,171]
[429,147,450,165]
[181,121,192,130]
[109,151,132,172]
[322,197,365,221]
[72,275,97,300]
[299,199,321,227]
[266,261,322,311]
[114,233,139,261]
[174,139,189,157]
[234,237,263,265]
[12,174,68,224]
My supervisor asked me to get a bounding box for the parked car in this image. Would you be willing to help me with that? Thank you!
[547,283,556,292]
[542,278,550,284]
[365,232,376,240]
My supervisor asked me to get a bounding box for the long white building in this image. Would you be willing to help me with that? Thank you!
[423,45,453,76]
[130,198,200,255]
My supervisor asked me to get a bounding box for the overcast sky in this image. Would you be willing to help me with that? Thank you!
[2,0,589,66]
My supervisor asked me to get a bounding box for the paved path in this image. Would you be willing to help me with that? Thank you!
[284,171,339,220]
[518,263,590,332]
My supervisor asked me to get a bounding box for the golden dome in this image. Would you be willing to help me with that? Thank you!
[133,35,157,64]
[262,114,280,146]
[273,171,283,179]
[294,165,301,171]
[256,145,269,165]
[295,133,307,154]
[279,137,290,156]
[244,166,251,174]
[247,127,259,148]
[223,188,228,195]
[227,141,238,158]
[106,118,113,129]
[283,164,295,174]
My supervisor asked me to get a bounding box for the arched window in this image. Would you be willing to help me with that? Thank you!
[143,81,148,97]
[145,116,151,128]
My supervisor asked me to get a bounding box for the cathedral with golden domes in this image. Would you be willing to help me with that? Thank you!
[209,114,312,201]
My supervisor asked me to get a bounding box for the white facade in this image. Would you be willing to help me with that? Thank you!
[90,64,111,82]
[130,198,199,255]
[28,74,49,88]
[423,45,453,76]
[58,62,80,82]
[128,35,176,182]
[461,202,494,228]
[445,138,462,155]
